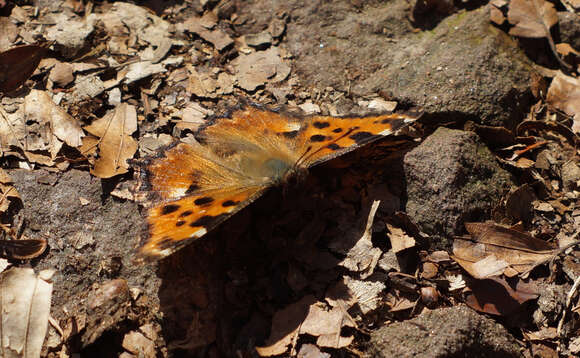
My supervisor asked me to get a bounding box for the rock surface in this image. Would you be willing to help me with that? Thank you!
[366,305,521,358]
[404,127,513,244]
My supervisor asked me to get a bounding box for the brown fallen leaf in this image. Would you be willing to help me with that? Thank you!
[507,0,570,70]
[0,267,54,358]
[255,295,315,356]
[546,72,580,134]
[507,0,557,38]
[0,168,21,214]
[452,221,557,278]
[0,45,49,93]
[83,103,138,178]
[257,280,358,356]
[464,276,539,315]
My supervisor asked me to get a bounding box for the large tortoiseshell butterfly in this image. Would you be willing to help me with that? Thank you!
[135,105,420,260]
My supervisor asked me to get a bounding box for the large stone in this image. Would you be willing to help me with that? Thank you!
[366,305,521,357]
[404,127,513,245]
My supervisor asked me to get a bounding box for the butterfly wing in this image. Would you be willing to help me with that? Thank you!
[139,186,266,259]
[294,112,421,168]
[136,141,270,260]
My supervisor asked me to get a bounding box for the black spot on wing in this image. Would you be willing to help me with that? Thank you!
[349,131,375,143]
[282,130,299,139]
[310,134,328,142]
[190,213,228,227]
[161,204,180,215]
[332,128,343,133]
[313,121,330,129]
[382,118,404,128]
[180,210,193,217]
[327,143,342,150]
[176,221,186,227]
[194,197,214,205]
[185,184,200,194]
[222,200,238,207]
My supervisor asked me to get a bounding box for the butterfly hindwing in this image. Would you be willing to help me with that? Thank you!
[139,186,266,259]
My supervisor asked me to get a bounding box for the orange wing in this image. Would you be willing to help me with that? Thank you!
[294,112,421,168]
[139,186,266,259]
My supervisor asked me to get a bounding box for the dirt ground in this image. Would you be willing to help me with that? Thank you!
[0,0,579,357]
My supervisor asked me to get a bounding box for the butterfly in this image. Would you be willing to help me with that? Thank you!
[135,105,421,260]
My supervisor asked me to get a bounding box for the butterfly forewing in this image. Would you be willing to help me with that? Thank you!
[296,112,420,168]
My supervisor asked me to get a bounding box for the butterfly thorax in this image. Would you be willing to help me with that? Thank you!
[261,157,308,187]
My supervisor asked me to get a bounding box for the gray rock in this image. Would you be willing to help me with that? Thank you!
[277,3,533,126]
[404,127,513,243]
[366,305,521,358]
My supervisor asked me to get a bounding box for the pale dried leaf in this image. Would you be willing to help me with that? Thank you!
[180,16,233,51]
[470,255,510,279]
[339,200,382,278]
[84,103,138,178]
[0,106,25,152]
[300,302,354,348]
[507,0,558,38]
[297,344,330,358]
[547,72,580,133]
[343,276,386,314]
[0,267,54,358]
[233,48,291,91]
[0,168,20,213]
[23,90,84,147]
[387,223,416,253]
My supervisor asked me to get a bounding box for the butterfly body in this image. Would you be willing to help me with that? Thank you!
[136,105,420,260]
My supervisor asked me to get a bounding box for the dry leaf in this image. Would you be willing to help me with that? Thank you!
[257,281,358,356]
[339,200,382,278]
[300,302,355,348]
[0,267,54,358]
[507,0,558,38]
[232,48,291,91]
[546,72,580,133]
[24,90,84,148]
[464,276,539,315]
[452,222,557,278]
[0,105,26,154]
[180,16,233,51]
[0,168,20,214]
[84,103,138,178]
[256,295,315,356]
[0,45,48,93]
[387,223,416,253]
